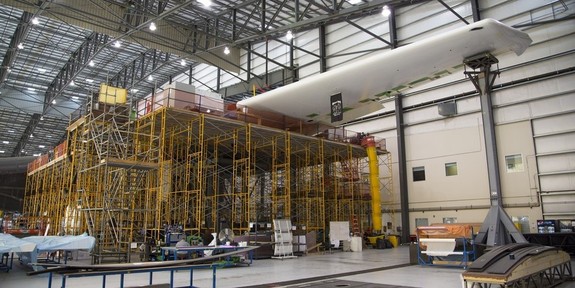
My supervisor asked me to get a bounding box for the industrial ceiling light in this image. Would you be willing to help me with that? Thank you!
[131,88,139,93]
[224,46,230,55]
[89,60,95,67]
[17,43,24,49]
[286,30,293,40]
[149,22,157,31]
[198,0,212,7]
[148,75,153,81]
[114,40,121,48]
[86,79,94,83]
[32,17,39,25]
[349,0,362,4]
[180,59,186,66]
[381,5,391,17]
[52,99,56,104]
[2,141,9,144]
[70,80,75,86]
[40,116,44,121]
[0,151,4,154]
[39,145,45,148]
[38,68,46,73]
[72,96,79,100]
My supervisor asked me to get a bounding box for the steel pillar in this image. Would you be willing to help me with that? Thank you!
[465,53,527,246]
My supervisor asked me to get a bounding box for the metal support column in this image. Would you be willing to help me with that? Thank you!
[465,53,527,246]
[395,95,410,243]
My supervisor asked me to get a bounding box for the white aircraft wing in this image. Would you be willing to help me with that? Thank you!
[237,19,532,126]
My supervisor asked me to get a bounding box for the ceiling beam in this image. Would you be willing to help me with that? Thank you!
[0,0,241,72]
[11,113,41,157]
[0,11,33,90]
[436,0,469,24]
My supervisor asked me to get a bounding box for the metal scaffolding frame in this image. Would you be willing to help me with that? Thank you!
[23,96,393,254]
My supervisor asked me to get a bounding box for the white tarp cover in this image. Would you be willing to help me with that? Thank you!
[23,234,95,251]
[0,233,36,253]
[19,234,96,269]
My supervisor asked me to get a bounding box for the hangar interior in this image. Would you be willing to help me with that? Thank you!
[0,0,574,287]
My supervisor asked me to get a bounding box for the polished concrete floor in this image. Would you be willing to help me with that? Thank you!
[1,246,573,288]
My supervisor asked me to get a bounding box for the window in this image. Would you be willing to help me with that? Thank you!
[445,162,458,176]
[505,154,524,173]
[412,166,426,181]
[443,217,457,224]
[415,218,428,227]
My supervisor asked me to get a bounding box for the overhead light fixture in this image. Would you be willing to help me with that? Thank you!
[72,96,79,100]
[224,46,230,55]
[206,109,211,113]
[28,87,35,91]
[381,5,391,17]
[349,0,362,4]
[8,130,14,133]
[131,89,139,93]
[38,68,46,73]
[40,116,44,121]
[180,59,186,66]
[30,134,34,138]
[148,75,153,81]
[89,60,95,67]
[86,79,94,83]
[149,22,157,31]
[114,40,121,48]
[32,17,39,25]
[286,30,293,41]
[70,80,75,86]
[52,99,56,104]
[198,0,212,7]
[0,151,4,154]
[39,145,45,148]
[17,43,24,49]
[33,153,40,156]
[2,141,9,144]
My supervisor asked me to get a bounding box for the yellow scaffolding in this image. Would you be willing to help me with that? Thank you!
[23,94,393,255]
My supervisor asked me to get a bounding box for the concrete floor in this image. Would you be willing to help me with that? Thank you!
[1,246,573,288]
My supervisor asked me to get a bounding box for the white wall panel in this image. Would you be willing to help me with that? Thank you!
[405,125,482,160]
[345,115,396,134]
[496,122,538,200]
[405,113,482,135]
[537,154,575,173]
[532,113,575,136]
[396,1,469,43]
[482,0,575,25]
[540,174,575,191]
[530,92,575,118]
[535,134,575,154]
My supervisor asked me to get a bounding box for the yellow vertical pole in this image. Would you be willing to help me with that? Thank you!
[362,136,382,233]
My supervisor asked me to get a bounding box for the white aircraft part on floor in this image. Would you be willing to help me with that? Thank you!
[0,233,36,253]
[237,19,532,126]
[18,234,96,270]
